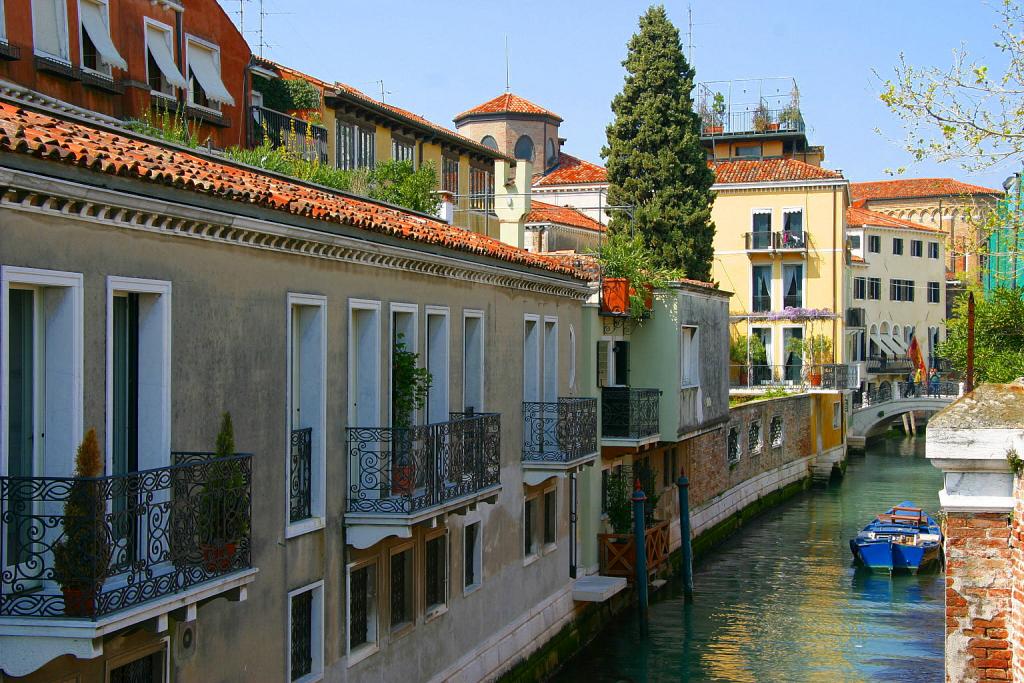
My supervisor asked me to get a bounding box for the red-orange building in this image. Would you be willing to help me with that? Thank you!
[0,0,249,147]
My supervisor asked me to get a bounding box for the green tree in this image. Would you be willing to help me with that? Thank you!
[938,287,1024,383]
[368,160,441,215]
[602,5,716,280]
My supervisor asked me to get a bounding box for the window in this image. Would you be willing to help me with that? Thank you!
[287,294,326,535]
[524,496,539,558]
[0,0,7,42]
[735,144,761,158]
[392,137,415,164]
[783,264,803,308]
[480,135,498,151]
[889,279,915,302]
[727,426,740,465]
[769,415,783,448]
[849,235,861,249]
[546,137,557,166]
[336,121,356,170]
[568,324,576,389]
[31,0,69,61]
[680,325,699,386]
[783,208,803,235]
[543,317,558,403]
[145,20,185,96]
[348,300,381,428]
[543,489,557,547]
[358,127,376,169]
[425,306,450,423]
[853,277,866,300]
[927,281,941,304]
[868,277,881,300]
[425,533,447,615]
[832,401,842,429]
[389,303,417,427]
[347,561,378,660]
[752,265,772,312]
[288,582,324,683]
[389,546,413,630]
[928,241,940,259]
[868,235,881,253]
[186,36,234,110]
[892,237,904,255]
[750,210,772,248]
[470,166,494,211]
[462,310,484,413]
[464,521,482,592]
[108,645,166,683]
[79,0,125,75]
[748,420,762,456]
[442,156,459,194]
[514,135,534,161]
[523,315,540,403]
[911,239,923,257]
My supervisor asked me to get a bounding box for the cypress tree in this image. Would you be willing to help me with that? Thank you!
[602,5,716,281]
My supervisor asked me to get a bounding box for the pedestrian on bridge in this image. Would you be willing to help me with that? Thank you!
[914,367,924,397]
[928,367,940,397]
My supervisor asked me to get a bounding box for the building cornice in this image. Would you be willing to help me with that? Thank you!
[712,179,849,192]
[0,167,590,300]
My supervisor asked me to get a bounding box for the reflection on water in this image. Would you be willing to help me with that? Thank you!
[553,436,944,682]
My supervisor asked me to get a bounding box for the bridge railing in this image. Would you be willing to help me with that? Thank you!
[853,380,962,409]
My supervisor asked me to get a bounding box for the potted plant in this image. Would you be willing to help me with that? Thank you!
[53,429,111,617]
[779,103,801,131]
[596,232,658,320]
[730,335,767,385]
[391,334,432,494]
[703,92,726,134]
[198,413,249,572]
[787,334,833,386]
[752,102,773,133]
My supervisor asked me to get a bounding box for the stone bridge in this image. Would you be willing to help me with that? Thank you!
[848,382,961,449]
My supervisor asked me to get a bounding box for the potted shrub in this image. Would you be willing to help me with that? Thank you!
[391,334,431,494]
[597,232,658,320]
[779,103,801,131]
[752,102,773,133]
[198,413,249,572]
[703,92,726,135]
[730,335,767,386]
[53,429,111,617]
[787,334,833,386]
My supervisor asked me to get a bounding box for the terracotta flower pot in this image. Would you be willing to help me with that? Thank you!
[703,126,723,135]
[809,373,822,387]
[768,122,780,131]
[201,542,237,573]
[392,464,415,495]
[601,278,630,315]
[62,586,97,617]
[642,283,654,311]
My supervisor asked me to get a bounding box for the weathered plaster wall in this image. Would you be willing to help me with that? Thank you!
[1012,473,1024,683]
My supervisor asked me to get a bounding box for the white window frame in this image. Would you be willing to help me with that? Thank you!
[104,277,171,478]
[144,17,177,99]
[389,302,419,426]
[287,581,325,683]
[423,527,449,621]
[0,0,7,42]
[781,206,805,233]
[77,0,115,76]
[781,260,805,309]
[541,484,558,553]
[348,299,382,428]
[523,491,541,565]
[345,557,379,666]
[184,33,223,113]
[750,262,773,312]
[285,293,327,539]
[1,267,84,480]
[523,314,541,403]
[31,0,70,61]
[462,309,485,413]
[832,401,842,430]
[104,638,170,683]
[750,207,772,235]
[542,316,558,403]
[680,325,699,388]
[462,517,483,595]
[567,324,576,389]
[424,305,450,423]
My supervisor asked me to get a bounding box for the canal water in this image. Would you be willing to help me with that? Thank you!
[555,436,945,682]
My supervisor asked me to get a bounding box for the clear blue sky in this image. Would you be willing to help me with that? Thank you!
[221,0,1015,190]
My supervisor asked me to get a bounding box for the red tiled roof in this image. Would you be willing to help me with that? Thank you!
[851,178,1002,201]
[846,206,941,233]
[534,152,608,186]
[0,102,584,279]
[454,93,562,122]
[525,201,606,233]
[711,159,844,184]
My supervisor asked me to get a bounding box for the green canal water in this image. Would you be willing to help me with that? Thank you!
[554,436,945,682]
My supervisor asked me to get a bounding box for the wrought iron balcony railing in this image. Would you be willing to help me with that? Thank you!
[866,354,915,373]
[249,105,329,164]
[522,398,598,464]
[601,387,660,440]
[0,452,253,619]
[730,363,854,390]
[289,427,312,523]
[346,413,500,516]
[854,380,961,409]
[752,295,772,313]
[783,294,804,309]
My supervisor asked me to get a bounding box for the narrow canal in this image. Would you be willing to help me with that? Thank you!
[555,436,945,682]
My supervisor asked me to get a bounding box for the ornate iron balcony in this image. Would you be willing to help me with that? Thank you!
[601,387,660,440]
[346,413,501,515]
[249,105,329,164]
[522,398,598,464]
[289,427,312,523]
[0,452,253,619]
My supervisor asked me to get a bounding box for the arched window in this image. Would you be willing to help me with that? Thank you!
[892,324,901,339]
[545,138,557,166]
[480,135,498,151]
[880,321,890,335]
[514,135,534,161]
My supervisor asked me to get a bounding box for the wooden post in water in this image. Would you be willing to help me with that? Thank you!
[677,468,694,601]
[632,479,649,623]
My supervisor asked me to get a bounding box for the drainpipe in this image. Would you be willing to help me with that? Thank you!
[632,480,648,624]
[677,468,694,601]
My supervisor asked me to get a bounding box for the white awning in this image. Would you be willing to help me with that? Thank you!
[80,1,127,71]
[187,42,234,106]
[875,336,902,357]
[145,24,186,89]
[891,336,909,353]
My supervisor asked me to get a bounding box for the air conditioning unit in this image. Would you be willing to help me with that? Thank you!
[174,619,198,662]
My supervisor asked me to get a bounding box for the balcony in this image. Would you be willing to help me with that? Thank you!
[600,387,661,448]
[744,231,807,252]
[752,295,772,313]
[701,107,806,138]
[866,354,914,374]
[730,363,855,391]
[0,453,256,676]
[846,307,866,328]
[345,413,501,549]
[698,78,806,139]
[522,398,599,485]
[249,105,328,164]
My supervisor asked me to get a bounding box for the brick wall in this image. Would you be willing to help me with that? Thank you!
[944,510,1014,683]
[1011,474,1024,682]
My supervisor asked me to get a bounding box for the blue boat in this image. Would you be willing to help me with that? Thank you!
[849,502,942,574]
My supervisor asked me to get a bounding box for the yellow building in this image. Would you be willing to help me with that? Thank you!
[710,158,850,387]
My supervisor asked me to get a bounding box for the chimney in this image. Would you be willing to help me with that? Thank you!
[494,158,532,249]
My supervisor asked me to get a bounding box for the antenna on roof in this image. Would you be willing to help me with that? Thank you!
[376,80,391,102]
[687,4,693,63]
[504,35,510,92]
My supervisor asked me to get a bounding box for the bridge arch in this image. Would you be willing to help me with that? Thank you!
[848,395,957,448]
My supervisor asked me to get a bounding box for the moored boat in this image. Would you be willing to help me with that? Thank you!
[849,501,942,574]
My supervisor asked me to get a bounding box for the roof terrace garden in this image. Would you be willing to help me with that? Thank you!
[698,77,805,139]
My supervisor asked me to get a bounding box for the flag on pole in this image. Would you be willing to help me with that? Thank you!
[908,335,926,373]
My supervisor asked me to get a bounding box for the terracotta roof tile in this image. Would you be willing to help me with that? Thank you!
[846,206,942,233]
[711,159,844,184]
[0,102,585,279]
[525,200,605,232]
[533,152,608,186]
[851,178,1002,201]
[454,93,562,122]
